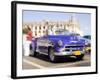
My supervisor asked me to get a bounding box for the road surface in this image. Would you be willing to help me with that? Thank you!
[22,54,91,69]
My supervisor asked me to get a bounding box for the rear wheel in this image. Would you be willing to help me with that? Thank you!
[48,48,58,62]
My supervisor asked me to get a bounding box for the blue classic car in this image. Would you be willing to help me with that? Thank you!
[30,29,85,62]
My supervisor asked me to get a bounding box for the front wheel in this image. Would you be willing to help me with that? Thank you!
[76,54,84,60]
[48,48,58,62]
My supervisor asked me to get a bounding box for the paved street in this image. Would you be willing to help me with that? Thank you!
[22,54,91,69]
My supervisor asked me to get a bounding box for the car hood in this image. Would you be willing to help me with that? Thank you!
[47,35,85,46]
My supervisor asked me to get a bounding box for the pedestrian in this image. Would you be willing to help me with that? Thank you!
[23,26,33,56]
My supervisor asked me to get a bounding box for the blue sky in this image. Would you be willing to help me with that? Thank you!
[23,10,91,35]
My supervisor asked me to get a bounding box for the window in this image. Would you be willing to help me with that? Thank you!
[43,31,45,33]
[43,26,45,29]
[35,26,37,30]
[35,33,37,36]
[39,31,41,33]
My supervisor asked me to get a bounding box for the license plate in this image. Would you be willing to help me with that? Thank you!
[74,51,81,55]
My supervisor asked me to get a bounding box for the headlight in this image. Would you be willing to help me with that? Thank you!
[58,40,63,46]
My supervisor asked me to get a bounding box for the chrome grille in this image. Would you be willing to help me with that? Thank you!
[65,45,83,51]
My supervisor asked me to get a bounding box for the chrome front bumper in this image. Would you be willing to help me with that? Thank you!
[54,50,85,56]
[54,45,85,56]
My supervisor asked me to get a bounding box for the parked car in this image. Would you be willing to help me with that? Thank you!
[30,29,86,62]
[84,38,91,54]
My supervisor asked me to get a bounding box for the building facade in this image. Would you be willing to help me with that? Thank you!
[23,16,83,38]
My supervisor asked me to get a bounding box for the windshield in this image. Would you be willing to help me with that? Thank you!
[48,28,80,36]
[55,29,70,35]
[48,28,71,35]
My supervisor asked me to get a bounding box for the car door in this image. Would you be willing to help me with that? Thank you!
[37,38,48,53]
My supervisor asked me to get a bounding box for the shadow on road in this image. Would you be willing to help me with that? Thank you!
[30,54,83,63]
